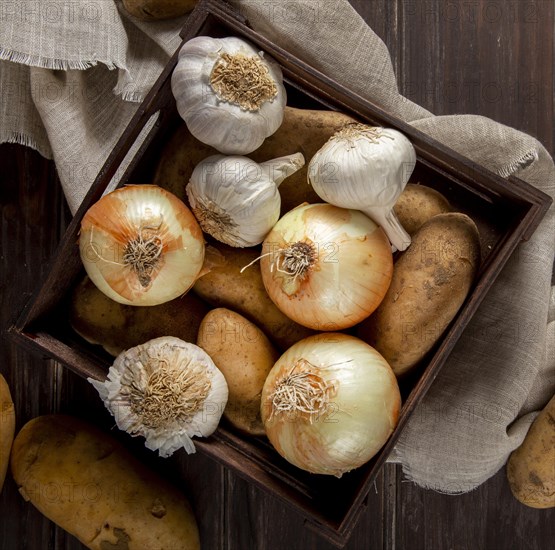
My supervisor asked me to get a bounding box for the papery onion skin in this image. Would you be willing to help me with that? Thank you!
[260,203,393,330]
[79,185,205,306]
[261,333,401,477]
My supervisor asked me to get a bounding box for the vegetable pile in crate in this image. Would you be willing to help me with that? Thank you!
[81,33,409,469]
[10,0,551,546]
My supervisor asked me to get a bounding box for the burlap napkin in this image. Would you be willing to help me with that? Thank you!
[0,0,553,493]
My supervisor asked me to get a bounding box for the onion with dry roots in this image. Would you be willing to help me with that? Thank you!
[257,203,393,331]
[79,185,205,306]
[261,333,401,477]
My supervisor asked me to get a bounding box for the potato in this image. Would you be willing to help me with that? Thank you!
[197,309,278,435]
[507,394,555,508]
[153,106,357,214]
[394,183,451,235]
[193,243,315,350]
[70,276,208,356]
[122,0,197,20]
[0,374,15,493]
[358,213,481,376]
[11,415,200,550]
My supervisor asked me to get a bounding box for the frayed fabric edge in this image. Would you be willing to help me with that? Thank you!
[498,149,539,178]
[393,441,512,495]
[1,47,146,102]
[119,89,146,103]
[391,444,475,495]
[395,456,479,495]
[113,68,147,103]
[0,47,120,71]
[1,131,53,159]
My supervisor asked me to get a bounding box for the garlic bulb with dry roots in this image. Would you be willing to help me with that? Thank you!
[187,153,305,247]
[171,36,286,154]
[261,333,401,477]
[308,124,416,251]
[89,336,228,457]
[79,185,205,306]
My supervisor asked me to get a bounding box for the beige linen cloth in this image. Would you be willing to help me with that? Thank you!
[1,0,553,493]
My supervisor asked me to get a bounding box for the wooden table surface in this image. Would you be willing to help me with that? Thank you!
[1,1,554,549]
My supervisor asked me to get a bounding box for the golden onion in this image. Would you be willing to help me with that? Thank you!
[79,185,205,306]
[261,333,401,477]
[259,203,393,330]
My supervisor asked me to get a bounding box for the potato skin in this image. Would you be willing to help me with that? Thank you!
[358,213,480,376]
[11,415,200,550]
[197,309,279,435]
[0,374,15,493]
[193,243,315,350]
[394,183,451,235]
[70,276,208,356]
[122,0,197,20]
[507,394,555,509]
[153,106,357,214]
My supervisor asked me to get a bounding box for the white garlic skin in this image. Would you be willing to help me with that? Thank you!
[171,36,287,155]
[187,153,305,247]
[89,336,228,458]
[308,126,416,251]
[309,127,415,208]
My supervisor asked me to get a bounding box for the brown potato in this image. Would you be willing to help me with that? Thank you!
[122,0,197,20]
[394,183,451,235]
[70,276,208,356]
[153,106,358,214]
[357,213,481,376]
[0,374,15,493]
[197,309,279,435]
[193,243,315,350]
[11,415,200,549]
[507,394,555,508]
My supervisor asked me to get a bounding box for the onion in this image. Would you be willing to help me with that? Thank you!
[258,203,393,330]
[261,333,401,477]
[79,185,205,306]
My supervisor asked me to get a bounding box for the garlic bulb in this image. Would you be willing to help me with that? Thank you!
[187,153,305,247]
[89,336,228,457]
[171,36,287,154]
[261,333,401,477]
[308,124,416,251]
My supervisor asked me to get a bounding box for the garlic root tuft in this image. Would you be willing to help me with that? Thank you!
[210,52,278,111]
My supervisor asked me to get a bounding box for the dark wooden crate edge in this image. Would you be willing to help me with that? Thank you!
[9,0,554,547]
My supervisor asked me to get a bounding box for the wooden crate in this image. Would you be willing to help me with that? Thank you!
[9,0,552,546]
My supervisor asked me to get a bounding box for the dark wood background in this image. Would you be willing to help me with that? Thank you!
[1,1,554,548]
